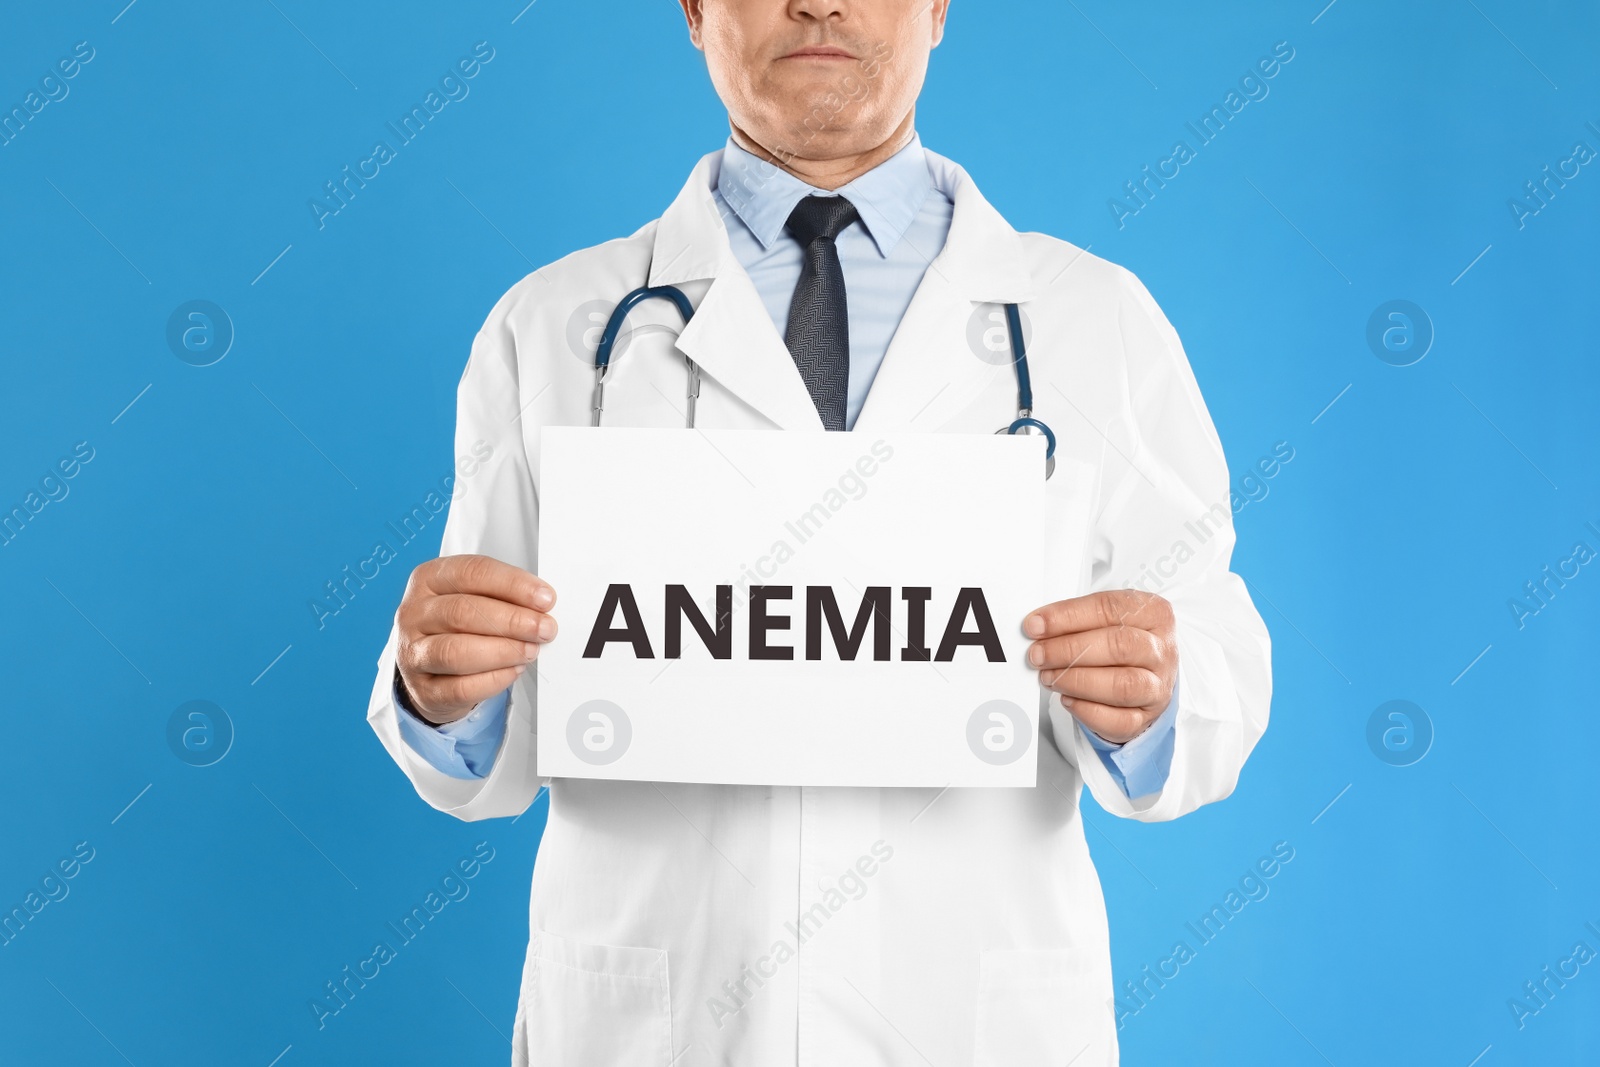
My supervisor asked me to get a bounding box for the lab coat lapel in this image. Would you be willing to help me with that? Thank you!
[648,153,825,432]
[852,156,1041,435]
[849,260,994,434]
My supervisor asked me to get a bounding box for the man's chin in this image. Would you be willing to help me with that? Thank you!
[763,123,878,164]
[755,98,874,143]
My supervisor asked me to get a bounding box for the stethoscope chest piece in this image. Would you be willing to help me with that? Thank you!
[996,416,1057,480]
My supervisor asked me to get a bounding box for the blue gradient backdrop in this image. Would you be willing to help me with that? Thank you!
[2,1,1596,1064]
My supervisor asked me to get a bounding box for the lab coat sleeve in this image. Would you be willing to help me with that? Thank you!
[1051,267,1272,822]
[365,288,547,820]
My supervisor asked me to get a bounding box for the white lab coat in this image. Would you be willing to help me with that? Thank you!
[366,149,1271,1066]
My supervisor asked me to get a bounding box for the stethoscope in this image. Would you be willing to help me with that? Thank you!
[591,286,1056,478]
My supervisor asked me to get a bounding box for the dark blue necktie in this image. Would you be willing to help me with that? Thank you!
[783,194,860,431]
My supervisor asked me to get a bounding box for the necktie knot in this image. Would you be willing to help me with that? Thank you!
[785,194,860,248]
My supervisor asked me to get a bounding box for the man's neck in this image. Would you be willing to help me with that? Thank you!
[729,112,917,191]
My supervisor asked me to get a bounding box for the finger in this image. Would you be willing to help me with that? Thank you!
[1061,697,1149,746]
[1025,590,1173,637]
[406,632,540,677]
[1028,625,1163,671]
[409,664,526,718]
[415,593,557,643]
[1041,665,1165,709]
[424,555,554,612]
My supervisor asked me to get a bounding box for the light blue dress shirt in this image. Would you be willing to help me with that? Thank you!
[395,135,1177,796]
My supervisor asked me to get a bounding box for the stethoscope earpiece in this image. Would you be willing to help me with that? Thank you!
[593,286,698,428]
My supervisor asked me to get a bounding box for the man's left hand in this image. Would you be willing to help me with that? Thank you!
[1024,590,1179,745]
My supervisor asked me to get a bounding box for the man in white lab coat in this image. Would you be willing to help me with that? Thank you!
[366,1,1271,1063]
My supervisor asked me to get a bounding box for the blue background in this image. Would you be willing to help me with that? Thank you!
[2,0,1596,1063]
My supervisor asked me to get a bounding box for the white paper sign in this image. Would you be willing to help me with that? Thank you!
[536,427,1046,787]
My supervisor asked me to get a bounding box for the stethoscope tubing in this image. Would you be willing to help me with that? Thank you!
[591,286,1055,473]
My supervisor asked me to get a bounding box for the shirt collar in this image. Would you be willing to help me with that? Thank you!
[715,134,934,258]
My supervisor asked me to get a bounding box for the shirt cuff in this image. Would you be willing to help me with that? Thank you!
[1077,672,1180,799]
[393,682,511,780]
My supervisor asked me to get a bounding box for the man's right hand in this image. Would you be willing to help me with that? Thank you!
[395,554,557,725]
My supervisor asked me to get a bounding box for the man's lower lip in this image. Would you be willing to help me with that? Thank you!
[782,53,855,60]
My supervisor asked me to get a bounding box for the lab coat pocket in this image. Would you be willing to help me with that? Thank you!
[972,948,1116,1067]
[519,930,673,1066]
